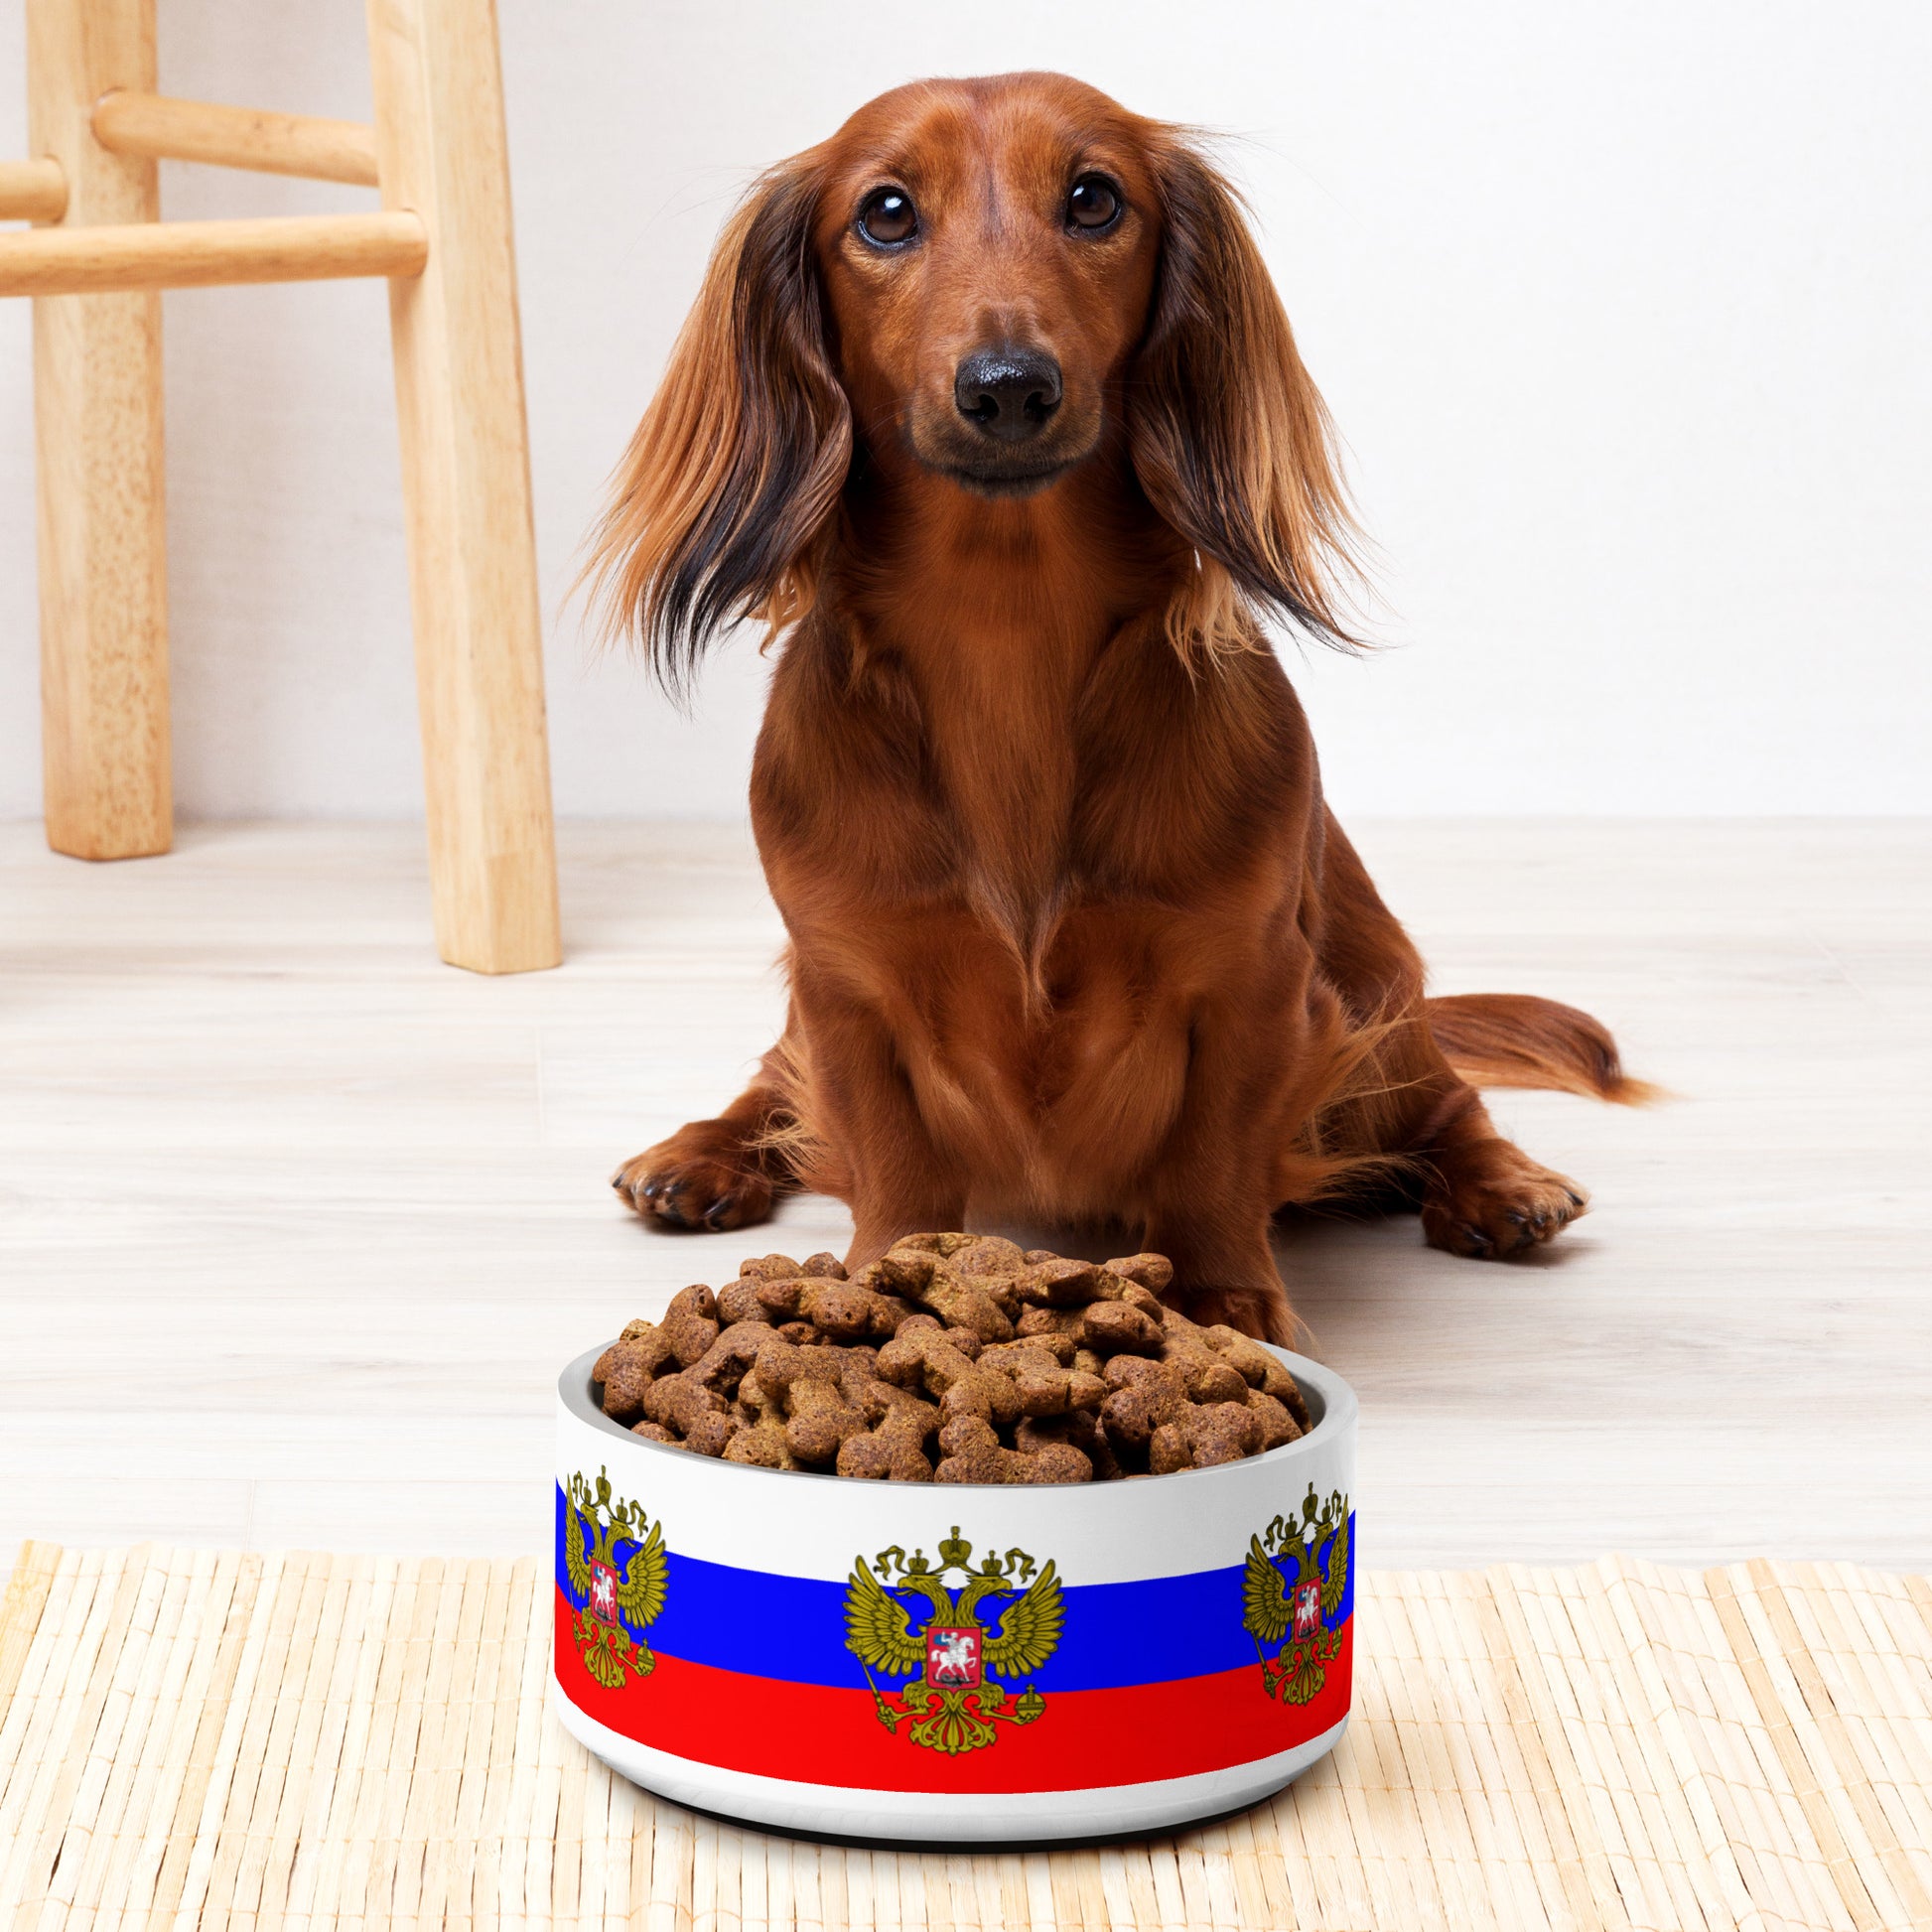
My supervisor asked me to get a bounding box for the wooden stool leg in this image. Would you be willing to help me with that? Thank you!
[29,0,170,861]
[365,0,561,974]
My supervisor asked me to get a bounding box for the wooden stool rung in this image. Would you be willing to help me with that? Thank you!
[0,209,427,296]
[90,90,380,188]
[0,156,66,221]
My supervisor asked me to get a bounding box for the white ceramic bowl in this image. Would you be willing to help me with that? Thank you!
[552,1341,1357,1844]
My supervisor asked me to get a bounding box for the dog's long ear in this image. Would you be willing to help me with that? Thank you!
[1131,138,1361,656]
[586,155,851,697]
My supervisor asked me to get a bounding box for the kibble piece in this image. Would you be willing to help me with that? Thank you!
[836,1398,936,1480]
[800,1251,847,1278]
[1016,1305,1084,1340]
[737,1253,802,1281]
[934,1415,1093,1485]
[686,1325,769,1395]
[755,1336,870,1465]
[594,1330,675,1422]
[948,1234,1027,1277]
[640,1371,730,1437]
[1017,1409,1121,1480]
[1080,1302,1164,1356]
[660,1285,722,1366]
[1100,1365,1188,1449]
[866,1252,1015,1341]
[716,1277,775,1325]
[1015,1258,1112,1307]
[756,1276,883,1340]
[723,1418,798,1469]
[1246,1388,1303,1451]
[889,1232,979,1259]
[1104,1253,1175,1294]
[1201,1323,1310,1422]
[1182,1400,1264,1466]
[629,1420,677,1445]
[1148,1422,1191,1475]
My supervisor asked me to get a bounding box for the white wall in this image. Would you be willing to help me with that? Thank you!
[3,0,1927,820]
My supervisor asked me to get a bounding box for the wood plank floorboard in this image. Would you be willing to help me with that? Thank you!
[1,818,1926,1570]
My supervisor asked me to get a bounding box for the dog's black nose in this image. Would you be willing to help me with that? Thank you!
[953,346,1062,442]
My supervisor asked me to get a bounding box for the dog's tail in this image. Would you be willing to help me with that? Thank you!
[1424,993,1661,1105]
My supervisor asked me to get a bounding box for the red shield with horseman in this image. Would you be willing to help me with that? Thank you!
[925,1624,982,1689]
[590,1561,619,1625]
[1294,1578,1322,1638]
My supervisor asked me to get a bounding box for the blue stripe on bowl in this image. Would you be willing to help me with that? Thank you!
[555,1485,1354,1693]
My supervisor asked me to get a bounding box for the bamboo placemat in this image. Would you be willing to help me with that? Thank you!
[3,1544,1930,1930]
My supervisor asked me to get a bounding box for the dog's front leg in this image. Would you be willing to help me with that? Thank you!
[795,974,966,1272]
[1137,999,1298,1345]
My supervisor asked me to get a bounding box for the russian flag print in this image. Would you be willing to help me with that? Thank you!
[553,1470,1354,1796]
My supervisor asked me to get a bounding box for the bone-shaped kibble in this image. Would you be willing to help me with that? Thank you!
[754,1336,870,1465]
[1103,1253,1175,1294]
[1150,1400,1263,1472]
[1098,1358,1189,1449]
[723,1417,798,1469]
[755,1275,907,1341]
[639,1370,734,1454]
[877,1328,1024,1428]
[1201,1324,1311,1427]
[974,1341,1107,1418]
[864,1251,1015,1341]
[1014,1258,1123,1306]
[893,1312,985,1358]
[715,1276,775,1325]
[946,1234,1027,1277]
[737,1253,802,1280]
[1016,1408,1121,1479]
[836,1394,937,1480]
[660,1284,722,1366]
[594,1327,676,1421]
[935,1415,1093,1484]
[1079,1302,1164,1356]
[1158,1306,1259,1404]
[684,1324,770,1395]
[1246,1388,1303,1450]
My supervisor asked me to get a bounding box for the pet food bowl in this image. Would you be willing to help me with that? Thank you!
[552,1342,1357,1844]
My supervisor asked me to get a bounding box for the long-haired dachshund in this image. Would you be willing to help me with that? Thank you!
[592,71,1648,1342]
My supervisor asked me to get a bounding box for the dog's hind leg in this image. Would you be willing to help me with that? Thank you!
[1303,815,1640,1259]
[612,1035,800,1232]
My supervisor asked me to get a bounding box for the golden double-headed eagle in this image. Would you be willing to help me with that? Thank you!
[564,1467,668,1689]
[845,1528,1062,1754]
[1243,1484,1350,1704]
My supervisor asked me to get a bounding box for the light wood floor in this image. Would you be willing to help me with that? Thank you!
[2,819,1927,1572]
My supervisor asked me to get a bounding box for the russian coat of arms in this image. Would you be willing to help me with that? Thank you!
[844,1526,1062,1754]
[562,1466,668,1690]
[1242,1483,1351,1705]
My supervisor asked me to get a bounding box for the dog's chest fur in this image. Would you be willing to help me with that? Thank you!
[753,602,1320,1199]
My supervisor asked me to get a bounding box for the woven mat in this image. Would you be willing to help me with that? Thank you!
[4,1546,1931,1931]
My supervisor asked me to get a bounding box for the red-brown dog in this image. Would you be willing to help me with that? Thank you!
[591,72,1648,1342]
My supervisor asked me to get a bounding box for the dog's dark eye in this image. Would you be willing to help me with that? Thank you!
[857,188,917,246]
[1066,175,1122,232]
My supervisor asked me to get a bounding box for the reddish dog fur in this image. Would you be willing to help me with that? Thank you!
[592,72,1649,1342]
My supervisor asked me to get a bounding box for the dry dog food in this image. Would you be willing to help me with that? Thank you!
[590,1234,1311,1483]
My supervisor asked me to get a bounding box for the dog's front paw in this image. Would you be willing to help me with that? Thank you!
[1421,1138,1587,1259]
[612,1134,775,1232]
